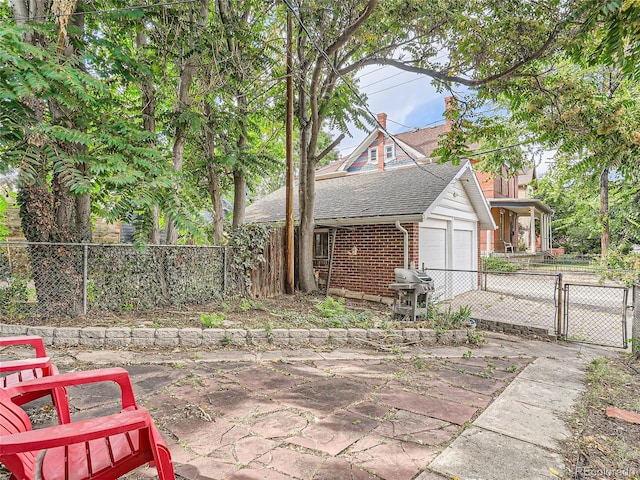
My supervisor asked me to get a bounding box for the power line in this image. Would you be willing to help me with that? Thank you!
[281,0,451,183]
[14,0,198,21]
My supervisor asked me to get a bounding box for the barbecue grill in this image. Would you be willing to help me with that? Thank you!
[388,268,434,321]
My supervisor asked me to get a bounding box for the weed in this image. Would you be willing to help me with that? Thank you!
[467,330,486,345]
[506,365,518,373]
[200,312,225,328]
[220,334,233,346]
[412,356,429,371]
[315,296,346,318]
[462,349,473,358]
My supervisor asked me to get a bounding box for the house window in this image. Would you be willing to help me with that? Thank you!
[385,144,395,160]
[368,147,377,163]
[314,231,329,259]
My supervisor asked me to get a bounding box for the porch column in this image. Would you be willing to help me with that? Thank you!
[540,214,547,252]
[529,207,536,253]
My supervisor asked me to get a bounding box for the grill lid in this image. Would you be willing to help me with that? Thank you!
[394,268,433,285]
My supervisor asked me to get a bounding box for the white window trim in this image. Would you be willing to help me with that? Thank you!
[385,144,395,160]
[368,147,378,163]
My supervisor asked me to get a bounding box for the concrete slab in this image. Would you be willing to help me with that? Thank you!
[499,377,583,413]
[429,427,565,480]
[474,396,571,450]
[518,357,587,391]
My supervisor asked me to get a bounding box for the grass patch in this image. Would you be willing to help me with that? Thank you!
[563,355,640,477]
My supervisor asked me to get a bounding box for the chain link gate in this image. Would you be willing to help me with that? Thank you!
[563,283,629,348]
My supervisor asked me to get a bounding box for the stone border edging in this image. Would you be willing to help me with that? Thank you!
[0,323,475,349]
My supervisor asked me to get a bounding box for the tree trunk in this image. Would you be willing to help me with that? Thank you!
[206,164,225,245]
[137,30,161,244]
[600,168,610,258]
[232,167,246,229]
[297,84,317,292]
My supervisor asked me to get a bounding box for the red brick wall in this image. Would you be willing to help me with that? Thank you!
[313,223,419,297]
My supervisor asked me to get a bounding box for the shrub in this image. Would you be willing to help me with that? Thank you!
[200,312,225,328]
[314,296,346,318]
[482,256,519,272]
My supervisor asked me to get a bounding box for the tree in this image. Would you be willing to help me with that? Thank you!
[288,0,578,291]
[469,56,640,256]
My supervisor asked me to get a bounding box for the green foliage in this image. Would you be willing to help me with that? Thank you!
[200,312,225,328]
[0,277,29,317]
[482,257,519,272]
[228,223,275,292]
[314,296,346,318]
[428,304,473,331]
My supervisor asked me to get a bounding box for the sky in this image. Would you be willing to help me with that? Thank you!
[333,65,552,176]
[333,65,450,158]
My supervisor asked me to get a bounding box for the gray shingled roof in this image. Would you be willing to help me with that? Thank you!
[245,162,465,224]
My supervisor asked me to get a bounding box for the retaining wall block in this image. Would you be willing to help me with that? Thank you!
[131,328,157,347]
[25,326,55,345]
[105,328,132,347]
[402,328,420,344]
[226,329,248,347]
[419,329,438,345]
[179,328,203,347]
[327,328,348,346]
[367,329,386,343]
[155,328,180,347]
[362,294,382,303]
[1,324,28,336]
[53,327,80,346]
[347,328,367,345]
[80,327,107,347]
[270,329,290,346]
[289,329,310,346]
[202,329,226,347]
[309,329,329,344]
[344,291,365,300]
[248,329,269,346]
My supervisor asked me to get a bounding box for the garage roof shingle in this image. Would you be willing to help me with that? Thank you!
[245,162,464,224]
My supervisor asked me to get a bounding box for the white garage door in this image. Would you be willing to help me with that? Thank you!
[419,226,447,301]
[452,228,475,297]
[419,227,446,270]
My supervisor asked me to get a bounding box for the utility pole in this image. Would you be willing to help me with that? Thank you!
[285,8,295,294]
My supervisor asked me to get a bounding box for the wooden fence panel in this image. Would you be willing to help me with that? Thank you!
[250,227,286,298]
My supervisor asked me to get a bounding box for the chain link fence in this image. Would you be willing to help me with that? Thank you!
[421,267,637,348]
[425,268,560,335]
[563,283,629,348]
[0,242,228,320]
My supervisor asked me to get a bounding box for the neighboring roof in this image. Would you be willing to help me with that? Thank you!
[489,197,553,215]
[395,124,448,158]
[246,161,496,229]
[517,167,537,186]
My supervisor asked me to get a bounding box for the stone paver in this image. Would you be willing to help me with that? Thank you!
[375,389,477,426]
[0,331,616,480]
[287,410,378,455]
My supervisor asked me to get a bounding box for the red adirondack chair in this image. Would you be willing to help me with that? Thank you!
[0,336,69,424]
[0,367,175,480]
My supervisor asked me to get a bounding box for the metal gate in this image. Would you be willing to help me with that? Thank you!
[563,283,629,348]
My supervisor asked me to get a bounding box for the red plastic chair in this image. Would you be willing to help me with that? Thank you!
[0,336,69,424]
[0,367,175,480]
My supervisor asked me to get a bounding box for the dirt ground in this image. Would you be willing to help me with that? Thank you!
[562,354,640,479]
[10,293,395,330]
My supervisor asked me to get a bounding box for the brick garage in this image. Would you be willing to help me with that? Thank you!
[246,162,495,299]
[313,223,419,297]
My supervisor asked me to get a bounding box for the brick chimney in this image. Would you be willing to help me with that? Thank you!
[444,96,455,131]
[377,112,387,129]
[376,113,387,171]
